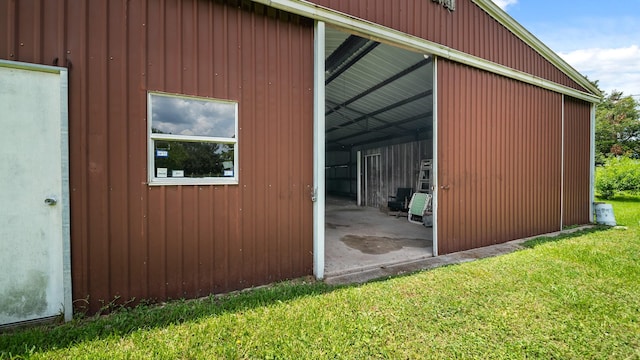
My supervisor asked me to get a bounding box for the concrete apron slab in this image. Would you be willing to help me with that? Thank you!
[324,225,594,285]
[324,197,433,278]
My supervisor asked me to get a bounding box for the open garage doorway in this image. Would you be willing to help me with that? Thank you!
[323,27,436,277]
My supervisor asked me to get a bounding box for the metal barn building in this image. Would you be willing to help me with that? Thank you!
[0,0,600,325]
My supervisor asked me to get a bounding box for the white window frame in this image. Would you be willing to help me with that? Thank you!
[147,91,239,186]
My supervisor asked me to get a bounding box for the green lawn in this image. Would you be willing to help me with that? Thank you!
[2,197,639,359]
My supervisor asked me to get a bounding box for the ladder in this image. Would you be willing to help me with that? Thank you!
[417,159,432,193]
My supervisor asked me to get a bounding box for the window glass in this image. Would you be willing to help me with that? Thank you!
[148,92,238,185]
[151,94,236,138]
[154,140,234,178]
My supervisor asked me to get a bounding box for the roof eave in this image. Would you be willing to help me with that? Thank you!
[250,0,601,102]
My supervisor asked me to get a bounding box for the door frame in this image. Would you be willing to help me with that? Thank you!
[312,22,439,279]
[362,153,382,207]
[313,21,326,279]
[0,59,72,324]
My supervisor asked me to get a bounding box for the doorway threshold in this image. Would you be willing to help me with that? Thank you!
[325,225,596,285]
[324,196,433,280]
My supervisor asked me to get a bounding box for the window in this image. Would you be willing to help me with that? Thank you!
[148,92,238,185]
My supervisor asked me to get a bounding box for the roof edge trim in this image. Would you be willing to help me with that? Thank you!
[471,0,602,97]
[0,59,65,74]
[252,0,600,103]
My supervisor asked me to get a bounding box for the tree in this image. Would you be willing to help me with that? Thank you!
[595,156,640,199]
[595,90,640,164]
[155,141,231,177]
[152,128,234,178]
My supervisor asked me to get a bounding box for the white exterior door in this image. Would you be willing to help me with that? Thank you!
[0,61,72,326]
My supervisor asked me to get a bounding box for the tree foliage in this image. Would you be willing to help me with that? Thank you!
[595,90,640,164]
[156,141,233,177]
[595,156,640,199]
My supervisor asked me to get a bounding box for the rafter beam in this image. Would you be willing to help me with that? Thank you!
[325,99,410,132]
[326,58,432,117]
[327,111,433,146]
[325,41,379,85]
[325,35,369,73]
[326,89,433,134]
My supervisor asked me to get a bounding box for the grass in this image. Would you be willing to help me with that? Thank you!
[1,197,639,359]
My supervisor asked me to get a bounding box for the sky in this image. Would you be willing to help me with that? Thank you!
[151,94,236,138]
[492,0,640,99]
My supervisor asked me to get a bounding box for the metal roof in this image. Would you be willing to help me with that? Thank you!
[325,28,434,151]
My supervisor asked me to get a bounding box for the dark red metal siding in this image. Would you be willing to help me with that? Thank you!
[1,0,314,313]
[312,0,587,92]
[437,59,563,254]
[563,97,592,226]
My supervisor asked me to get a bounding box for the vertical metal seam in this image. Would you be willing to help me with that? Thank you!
[80,0,90,300]
[122,0,132,296]
[142,0,151,298]
[104,0,114,297]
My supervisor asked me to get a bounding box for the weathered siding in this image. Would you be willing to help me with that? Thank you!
[327,140,432,203]
[437,59,563,254]
[312,0,586,92]
[563,96,592,226]
[1,0,314,313]
[362,140,433,206]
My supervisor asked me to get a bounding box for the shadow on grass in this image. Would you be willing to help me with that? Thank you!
[522,226,610,248]
[599,194,640,203]
[615,196,640,203]
[0,279,342,358]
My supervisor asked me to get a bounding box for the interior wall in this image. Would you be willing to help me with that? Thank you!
[361,139,432,208]
[326,150,354,196]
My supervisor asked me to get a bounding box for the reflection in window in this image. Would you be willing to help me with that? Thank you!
[148,92,238,185]
[154,141,234,178]
[151,95,236,138]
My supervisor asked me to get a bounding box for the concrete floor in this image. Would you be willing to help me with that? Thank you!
[324,198,595,285]
[324,196,433,277]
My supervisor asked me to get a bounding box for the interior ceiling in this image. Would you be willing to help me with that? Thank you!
[325,27,434,151]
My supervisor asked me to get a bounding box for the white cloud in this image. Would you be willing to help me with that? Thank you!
[559,45,640,96]
[491,0,517,10]
[514,13,640,97]
[152,95,236,138]
[532,16,640,54]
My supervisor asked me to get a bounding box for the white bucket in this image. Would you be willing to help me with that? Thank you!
[594,203,616,226]
[423,213,433,227]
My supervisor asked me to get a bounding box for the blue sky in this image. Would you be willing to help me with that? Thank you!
[492,0,640,98]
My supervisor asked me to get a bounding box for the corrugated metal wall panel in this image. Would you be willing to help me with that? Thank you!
[312,0,586,92]
[437,60,563,254]
[1,0,314,313]
[563,97,592,226]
